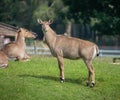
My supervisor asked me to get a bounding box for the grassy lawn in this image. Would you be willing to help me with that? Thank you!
[0,57,120,100]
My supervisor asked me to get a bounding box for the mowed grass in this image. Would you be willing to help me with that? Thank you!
[0,56,120,100]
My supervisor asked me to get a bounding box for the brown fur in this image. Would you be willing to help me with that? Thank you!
[38,19,99,87]
[1,28,35,61]
[0,51,8,68]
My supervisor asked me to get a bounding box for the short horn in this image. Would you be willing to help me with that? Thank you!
[37,19,43,24]
[48,20,53,24]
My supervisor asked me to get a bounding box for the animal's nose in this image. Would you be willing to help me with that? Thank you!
[32,32,37,38]
[33,33,39,40]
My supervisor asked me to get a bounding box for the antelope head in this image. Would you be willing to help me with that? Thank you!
[18,28,36,38]
[37,19,53,34]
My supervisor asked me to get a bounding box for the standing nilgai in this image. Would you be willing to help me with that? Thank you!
[38,19,99,87]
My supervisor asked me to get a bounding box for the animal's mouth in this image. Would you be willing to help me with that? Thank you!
[42,28,47,34]
[34,34,38,39]
[33,37,37,40]
[31,32,38,39]
[33,34,39,40]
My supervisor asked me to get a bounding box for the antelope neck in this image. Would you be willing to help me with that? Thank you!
[44,27,57,48]
[15,32,25,49]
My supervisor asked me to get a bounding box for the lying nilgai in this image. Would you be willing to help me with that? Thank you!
[1,28,36,61]
[0,51,8,68]
[38,19,99,87]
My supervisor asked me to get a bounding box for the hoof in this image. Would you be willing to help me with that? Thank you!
[86,81,89,86]
[60,78,64,83]
[22,59,30,62]
[0,64,8,69]
[90,82,95,88]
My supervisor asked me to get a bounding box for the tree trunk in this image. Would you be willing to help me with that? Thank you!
[65,21,72,36]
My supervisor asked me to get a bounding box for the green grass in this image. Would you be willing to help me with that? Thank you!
[0,57,120,100]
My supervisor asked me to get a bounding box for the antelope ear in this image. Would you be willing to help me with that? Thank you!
[17,28,21,33]
[48,20,53,24]
[37,19,43,24]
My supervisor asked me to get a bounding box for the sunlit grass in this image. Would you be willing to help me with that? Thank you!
[0,57,120,100]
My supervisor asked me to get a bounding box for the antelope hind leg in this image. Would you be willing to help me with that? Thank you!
[0,64,8,69]
[57,55,65,82]
[84,60,95,87]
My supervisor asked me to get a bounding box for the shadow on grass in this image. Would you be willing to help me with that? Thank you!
[18,74,86,86]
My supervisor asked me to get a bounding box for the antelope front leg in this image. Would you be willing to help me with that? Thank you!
[23,52,31,61]
[57,55,64,82]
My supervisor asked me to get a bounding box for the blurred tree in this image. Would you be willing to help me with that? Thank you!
[0,0,120,36]
[0,0,31,27]
[62,0,120,35]
[32,0,69,22]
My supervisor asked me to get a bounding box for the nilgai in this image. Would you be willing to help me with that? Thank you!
[1,28,36,61]
[37,19,99,87]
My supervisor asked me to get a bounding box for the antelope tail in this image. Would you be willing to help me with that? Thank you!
[96,46,100,56]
